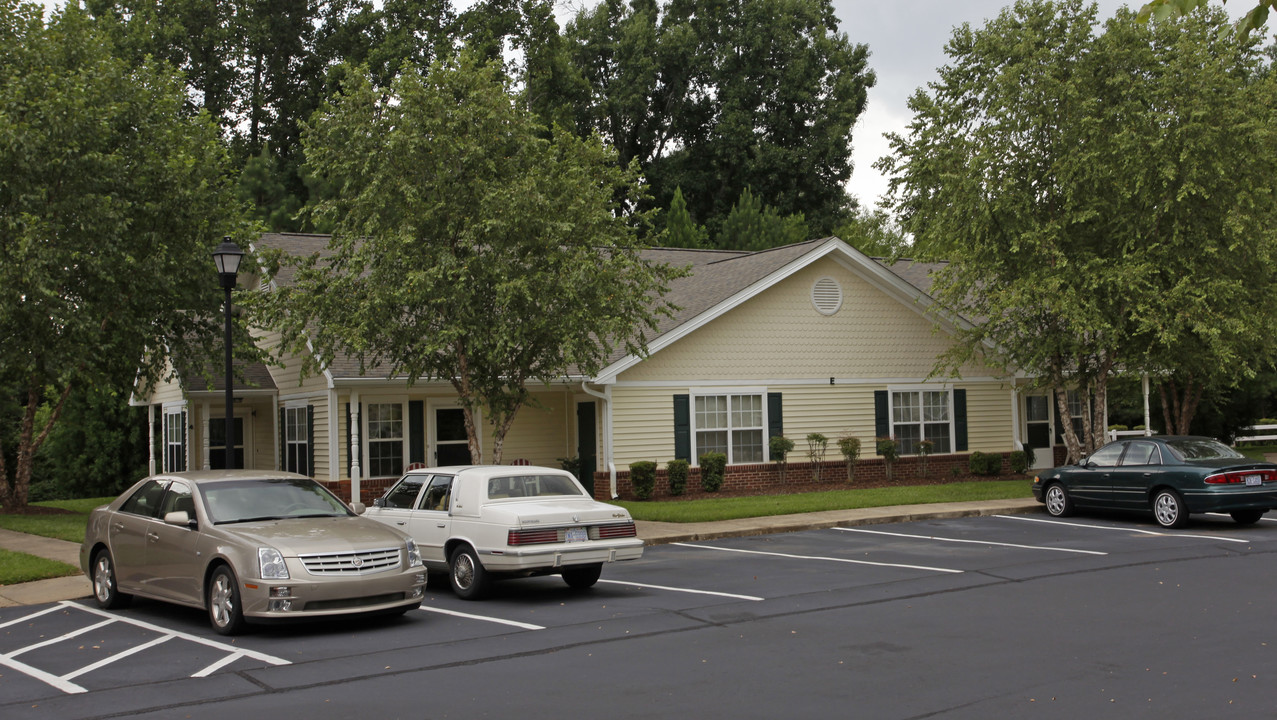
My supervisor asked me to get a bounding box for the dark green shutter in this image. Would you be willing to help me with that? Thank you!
[307,405,315,477]
[874,390,889,450]
[152,406,162,474]
[954,389,968,452]
[673,394,690,462]
[767,392,783,439]
[279,408,286,470]
[180,410,188,471]
[409,400,424,465]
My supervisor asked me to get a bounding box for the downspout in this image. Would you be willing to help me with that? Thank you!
[1010,387,1023,451]
[580,381,617,499]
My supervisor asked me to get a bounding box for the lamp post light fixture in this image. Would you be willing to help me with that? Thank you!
[212,237,244,470]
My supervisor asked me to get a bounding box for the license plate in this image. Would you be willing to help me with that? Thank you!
[565,527,588,543]
[1245,474,1263,486]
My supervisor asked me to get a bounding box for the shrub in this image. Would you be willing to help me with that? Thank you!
[968,451,1002,476]
[838,436,861,484]
[630,461,657,500]
[917,439,934,479]
[666,458,689,497]
[1106,424,1129,432]
[1009,450,1029,474]
[807,433,829,482]
[557,456,580,477]
[770,435,795,482]
[876,437,899,482]
[699,452,727,492]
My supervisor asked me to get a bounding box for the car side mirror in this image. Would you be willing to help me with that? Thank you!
[163,510,195,529]
[372,497,385,508]
[349,501,367,515]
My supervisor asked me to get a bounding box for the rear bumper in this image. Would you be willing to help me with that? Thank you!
[1181,487,1277,514]
[479,538,644,573]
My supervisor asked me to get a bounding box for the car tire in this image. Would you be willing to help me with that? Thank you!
[1152,489,1189,529]
[449,545,489,600]
[1230,509,1265,525]
[207,565,246,635]
[1043,483,1074,518]
[561,563,603,590]
[91,549,132,610]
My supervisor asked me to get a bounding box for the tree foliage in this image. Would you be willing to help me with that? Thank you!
[881,0,1277,460]
[250,55,686,464]
[1138,0,1274,35]
[0,2,243,510]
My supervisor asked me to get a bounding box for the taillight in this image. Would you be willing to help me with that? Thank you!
[1204,470,1277,484]
[595,522,637,539]
[507,528,561,545]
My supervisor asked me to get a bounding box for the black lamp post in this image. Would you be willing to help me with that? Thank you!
[212,238,244,469]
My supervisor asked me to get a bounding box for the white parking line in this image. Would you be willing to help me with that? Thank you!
[6,618,116,658]
[66,602,292,665]
[62,635,174,681]
[597,579,764,601]
[0,605,66,630]
[833,527,1108,555]
[0,654,87,694]
[192,651,247,678]
[417,605,545,630]
[672,542,964,574]
[994,515,1252,543]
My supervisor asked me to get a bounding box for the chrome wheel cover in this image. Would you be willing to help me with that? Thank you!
[1045,486,1066,516]
[1154,492,1180,527]
[93,555,113,603]
[452,553,475,591]
[209,573,235,628]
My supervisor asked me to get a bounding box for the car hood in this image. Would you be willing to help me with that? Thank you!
[483,497,632,527]
[215,516,409,556]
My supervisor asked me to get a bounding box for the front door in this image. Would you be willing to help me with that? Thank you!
[209,416,245,469]
[1024,395,1053,469]
[434,408,472,466]
[576,401,597,495]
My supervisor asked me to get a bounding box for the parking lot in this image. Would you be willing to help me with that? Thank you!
[5,511,1277,719]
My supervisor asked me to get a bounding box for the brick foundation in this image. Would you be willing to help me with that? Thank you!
[321,477,396,504]
[592,451,1020,501]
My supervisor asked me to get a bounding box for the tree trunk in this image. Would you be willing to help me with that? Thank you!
[1159,375,1202,435]
[1,383,73,512]
[1054,386,1084,464]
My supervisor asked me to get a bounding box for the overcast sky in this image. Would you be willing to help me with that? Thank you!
[39,0,1254,211]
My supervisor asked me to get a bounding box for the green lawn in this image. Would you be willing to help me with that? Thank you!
[1236,443,1277,461]
[613,479,1033,523]
[0,548,81,585]
[0,497,111,544]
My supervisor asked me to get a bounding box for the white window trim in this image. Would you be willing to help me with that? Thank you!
[162,402,187,473]
[689,386,769,466]
[284,403,309,475]
[427,399,481,467]
[887,385,955,456]
[363,397,408,479]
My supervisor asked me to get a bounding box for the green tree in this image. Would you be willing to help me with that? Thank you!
[251,55,685,464]
[880,1,1277,461]
[0,2,243,511]
[1138,0,1274,35]
[833,207,911,259]
[716,187,809,251]
[664,187,709,248]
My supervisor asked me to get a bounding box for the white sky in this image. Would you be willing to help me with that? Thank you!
[40,0,1256,210]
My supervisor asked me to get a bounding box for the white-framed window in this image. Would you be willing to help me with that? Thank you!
[692,390,765,464]
[285,405,309,476]
[890,389,952,455]
[163,407,187,472]
[366,401,404,478]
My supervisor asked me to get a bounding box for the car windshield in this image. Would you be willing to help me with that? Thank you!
[1164,439,1244,461]
[201,477,352,524]
[486,474,584,499]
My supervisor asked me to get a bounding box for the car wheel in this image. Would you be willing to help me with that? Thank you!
[207,565,246,635]
[1152,489,1189,529]
[561,563,603,590]
[448,545,489,600]
[91,549,132,610]
[1230,509,1265,525]
[1044,483,1074,518]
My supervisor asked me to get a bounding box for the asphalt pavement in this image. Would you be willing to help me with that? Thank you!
[0,497,1042,607]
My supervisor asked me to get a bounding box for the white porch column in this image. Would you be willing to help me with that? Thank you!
[1142,373,1151,435]
[328,389,340,482]
[1010,387,1023,450]
[350,391,362,503]
[147,404,156,476]
[271,394,280,471]
[202,401,211,469]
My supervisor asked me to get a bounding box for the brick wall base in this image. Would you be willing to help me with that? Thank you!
[592,451,1023,501]
[321,477,396,504]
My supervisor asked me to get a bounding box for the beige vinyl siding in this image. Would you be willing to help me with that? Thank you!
[249,407,274,469]
[611,386,678,468]
[488,390,570,466]
[254,327,328,393]
[962,383,1015,453]
[621,259,998,383]
[311,400,329,479]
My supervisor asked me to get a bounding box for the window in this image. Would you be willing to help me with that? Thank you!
[209,417,244,470]
[420,475,454,511]
[891,391,952,455]
[163,410,186,472]
[1086,442,1124,467]
[367,402,404,478]
[285,406,309,476]
[158,481,194,518]
[121,480,168,518]
[1121,441,1160,466]
[381,474,425,509]
[694,393,764,464]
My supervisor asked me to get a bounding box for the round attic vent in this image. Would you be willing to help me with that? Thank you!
[811,277,843,315]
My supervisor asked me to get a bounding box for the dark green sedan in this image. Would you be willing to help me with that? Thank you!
[1031,436,1277,528]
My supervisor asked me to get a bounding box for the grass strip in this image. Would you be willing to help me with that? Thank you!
[613,479,1033,523]
[0,497,112,544]
[0,548,81,585]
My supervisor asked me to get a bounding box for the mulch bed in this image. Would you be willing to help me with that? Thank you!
[643,472,1032,502]
[1,504,77,515]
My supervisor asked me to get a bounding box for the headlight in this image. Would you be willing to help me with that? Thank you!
[258,547,290,579]
[405,539,423,568]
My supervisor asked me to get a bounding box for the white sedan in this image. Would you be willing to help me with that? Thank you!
[364,466,644,599]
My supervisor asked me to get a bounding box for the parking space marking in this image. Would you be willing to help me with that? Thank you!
[417,605,545,630]
[597,579,764,601]
[0,605,65,629]
[192,651,248,678]
[672,543,964,574]
[68,602,293,665]
[832,527,1108,555]
[0,653,88,694]
[62,635,174,682]
[994,515,1252,543]
[6,618,116,658]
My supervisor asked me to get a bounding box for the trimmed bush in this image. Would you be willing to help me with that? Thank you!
[699,452,727,492]
[1009,450,1029,474]
[838,436,861,483]
[968,451,1002,476]
[630,461,657,500]
[770,435,795,482]
[876,437,899,482]
[666,459,689,497]
[807,433,829,482]
[917,439,934,479]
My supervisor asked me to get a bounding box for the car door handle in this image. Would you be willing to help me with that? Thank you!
[436,523,446,528]
[147,531,160,541]
[112,522,124,532]
[395,521,406,526]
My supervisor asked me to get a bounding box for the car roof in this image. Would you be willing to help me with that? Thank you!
[404,465,573,480]
[148,469,315,486]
